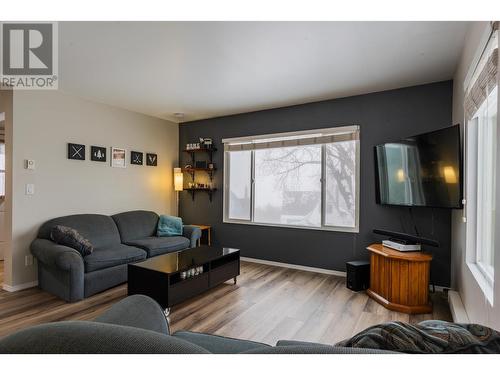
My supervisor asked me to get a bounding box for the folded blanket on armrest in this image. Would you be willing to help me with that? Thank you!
[157,215,183,237]
[337,320,500,354]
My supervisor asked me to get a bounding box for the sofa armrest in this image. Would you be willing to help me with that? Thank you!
[182,225,202,247]
[30,238,84,272]
[94,295,170,335]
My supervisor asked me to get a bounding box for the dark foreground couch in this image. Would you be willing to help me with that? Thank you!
[0,295,391,354]
[30,211,201,302]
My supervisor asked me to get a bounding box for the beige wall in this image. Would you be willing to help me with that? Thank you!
[0,90,13,275]
[451,21,500,328]
[5,90,178,288]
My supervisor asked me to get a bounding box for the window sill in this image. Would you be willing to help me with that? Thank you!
[466,262,494,305]
[223,219,359,233]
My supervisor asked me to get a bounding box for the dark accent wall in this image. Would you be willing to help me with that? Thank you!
[179,80,454,287]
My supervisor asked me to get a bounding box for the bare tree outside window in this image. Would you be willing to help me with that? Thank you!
[255,145,322,227]
[325,141,356,227]
[253,141,356,228]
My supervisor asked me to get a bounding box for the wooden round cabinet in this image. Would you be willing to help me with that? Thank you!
[366,244,433,314]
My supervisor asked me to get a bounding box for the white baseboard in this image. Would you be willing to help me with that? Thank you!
[240,256,347,277]
[448,290,469,323]
[2,280,38,292]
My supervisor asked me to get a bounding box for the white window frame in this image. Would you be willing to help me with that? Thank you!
[222,126,360,233]
[463,22,498,304]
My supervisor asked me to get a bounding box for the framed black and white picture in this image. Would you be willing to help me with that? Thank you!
[146,153,158,166]
[130,151,143,165]
[68,143,85,160]
[91,146,107,162]
[111,147,126,168]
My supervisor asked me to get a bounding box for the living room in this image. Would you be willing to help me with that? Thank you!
[1,0,500,369]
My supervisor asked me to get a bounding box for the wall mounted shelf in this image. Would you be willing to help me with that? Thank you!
[185,188,217,202]
[182,148,217,163]
[182,145,217,202]
[182,167,217,181]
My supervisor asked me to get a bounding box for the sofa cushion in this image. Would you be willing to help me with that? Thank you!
[112,211,159,242]
[125,236,190,257]
[173,331,270,354]
[38,214,121,249]
[50,225,94,256]
[84,244,147,272]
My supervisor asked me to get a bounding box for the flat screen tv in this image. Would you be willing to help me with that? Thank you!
[375,125,462,208]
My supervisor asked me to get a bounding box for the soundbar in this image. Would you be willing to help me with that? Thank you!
[373,229,440,247]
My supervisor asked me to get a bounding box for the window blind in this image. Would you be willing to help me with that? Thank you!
[464,21,498,121]
[223,125,359,152]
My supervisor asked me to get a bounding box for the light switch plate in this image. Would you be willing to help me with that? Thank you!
[25,183,35,195]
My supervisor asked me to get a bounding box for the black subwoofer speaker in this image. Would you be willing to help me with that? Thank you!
[346,260,370,291]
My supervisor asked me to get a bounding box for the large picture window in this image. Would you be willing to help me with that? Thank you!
[223,126,360,232]
[464,22,498,299]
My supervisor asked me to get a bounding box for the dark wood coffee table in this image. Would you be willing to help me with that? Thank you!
[128,246,240,316]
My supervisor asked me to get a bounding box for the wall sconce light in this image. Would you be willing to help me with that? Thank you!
[174,167,184,191]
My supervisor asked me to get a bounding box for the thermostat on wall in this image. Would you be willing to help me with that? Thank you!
[25,159,36,170]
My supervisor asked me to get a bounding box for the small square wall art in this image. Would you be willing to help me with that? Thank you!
[91,146,107,162]
[131,151,143,165]
[68,143,85,160]
[146,153,157,166]
[111,147,126,168]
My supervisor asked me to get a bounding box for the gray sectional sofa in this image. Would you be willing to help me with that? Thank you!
[0,295,391,353]
[30,210,201,302]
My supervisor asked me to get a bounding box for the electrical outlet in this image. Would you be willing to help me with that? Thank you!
[25,255,33,267]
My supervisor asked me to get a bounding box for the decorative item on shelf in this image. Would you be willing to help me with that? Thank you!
[188,181,195,189]
[68,143,85,160]
[90,146,106,162]
[195,160,207,169]
[111,147,126,168]
[146,153,158,166]
[208,163,215,170]
[180,266,203,279]
[130,151,143,165]
[200,137,213,149]
[186,143,201,150]
[174,168,183,191]
[184,164,192,169]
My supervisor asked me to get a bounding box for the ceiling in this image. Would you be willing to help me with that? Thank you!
[59,22,469,123]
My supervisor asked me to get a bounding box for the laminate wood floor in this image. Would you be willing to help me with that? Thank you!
[0,260,451,345]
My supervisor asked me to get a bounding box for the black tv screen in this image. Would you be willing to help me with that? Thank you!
[375,125,462,208]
